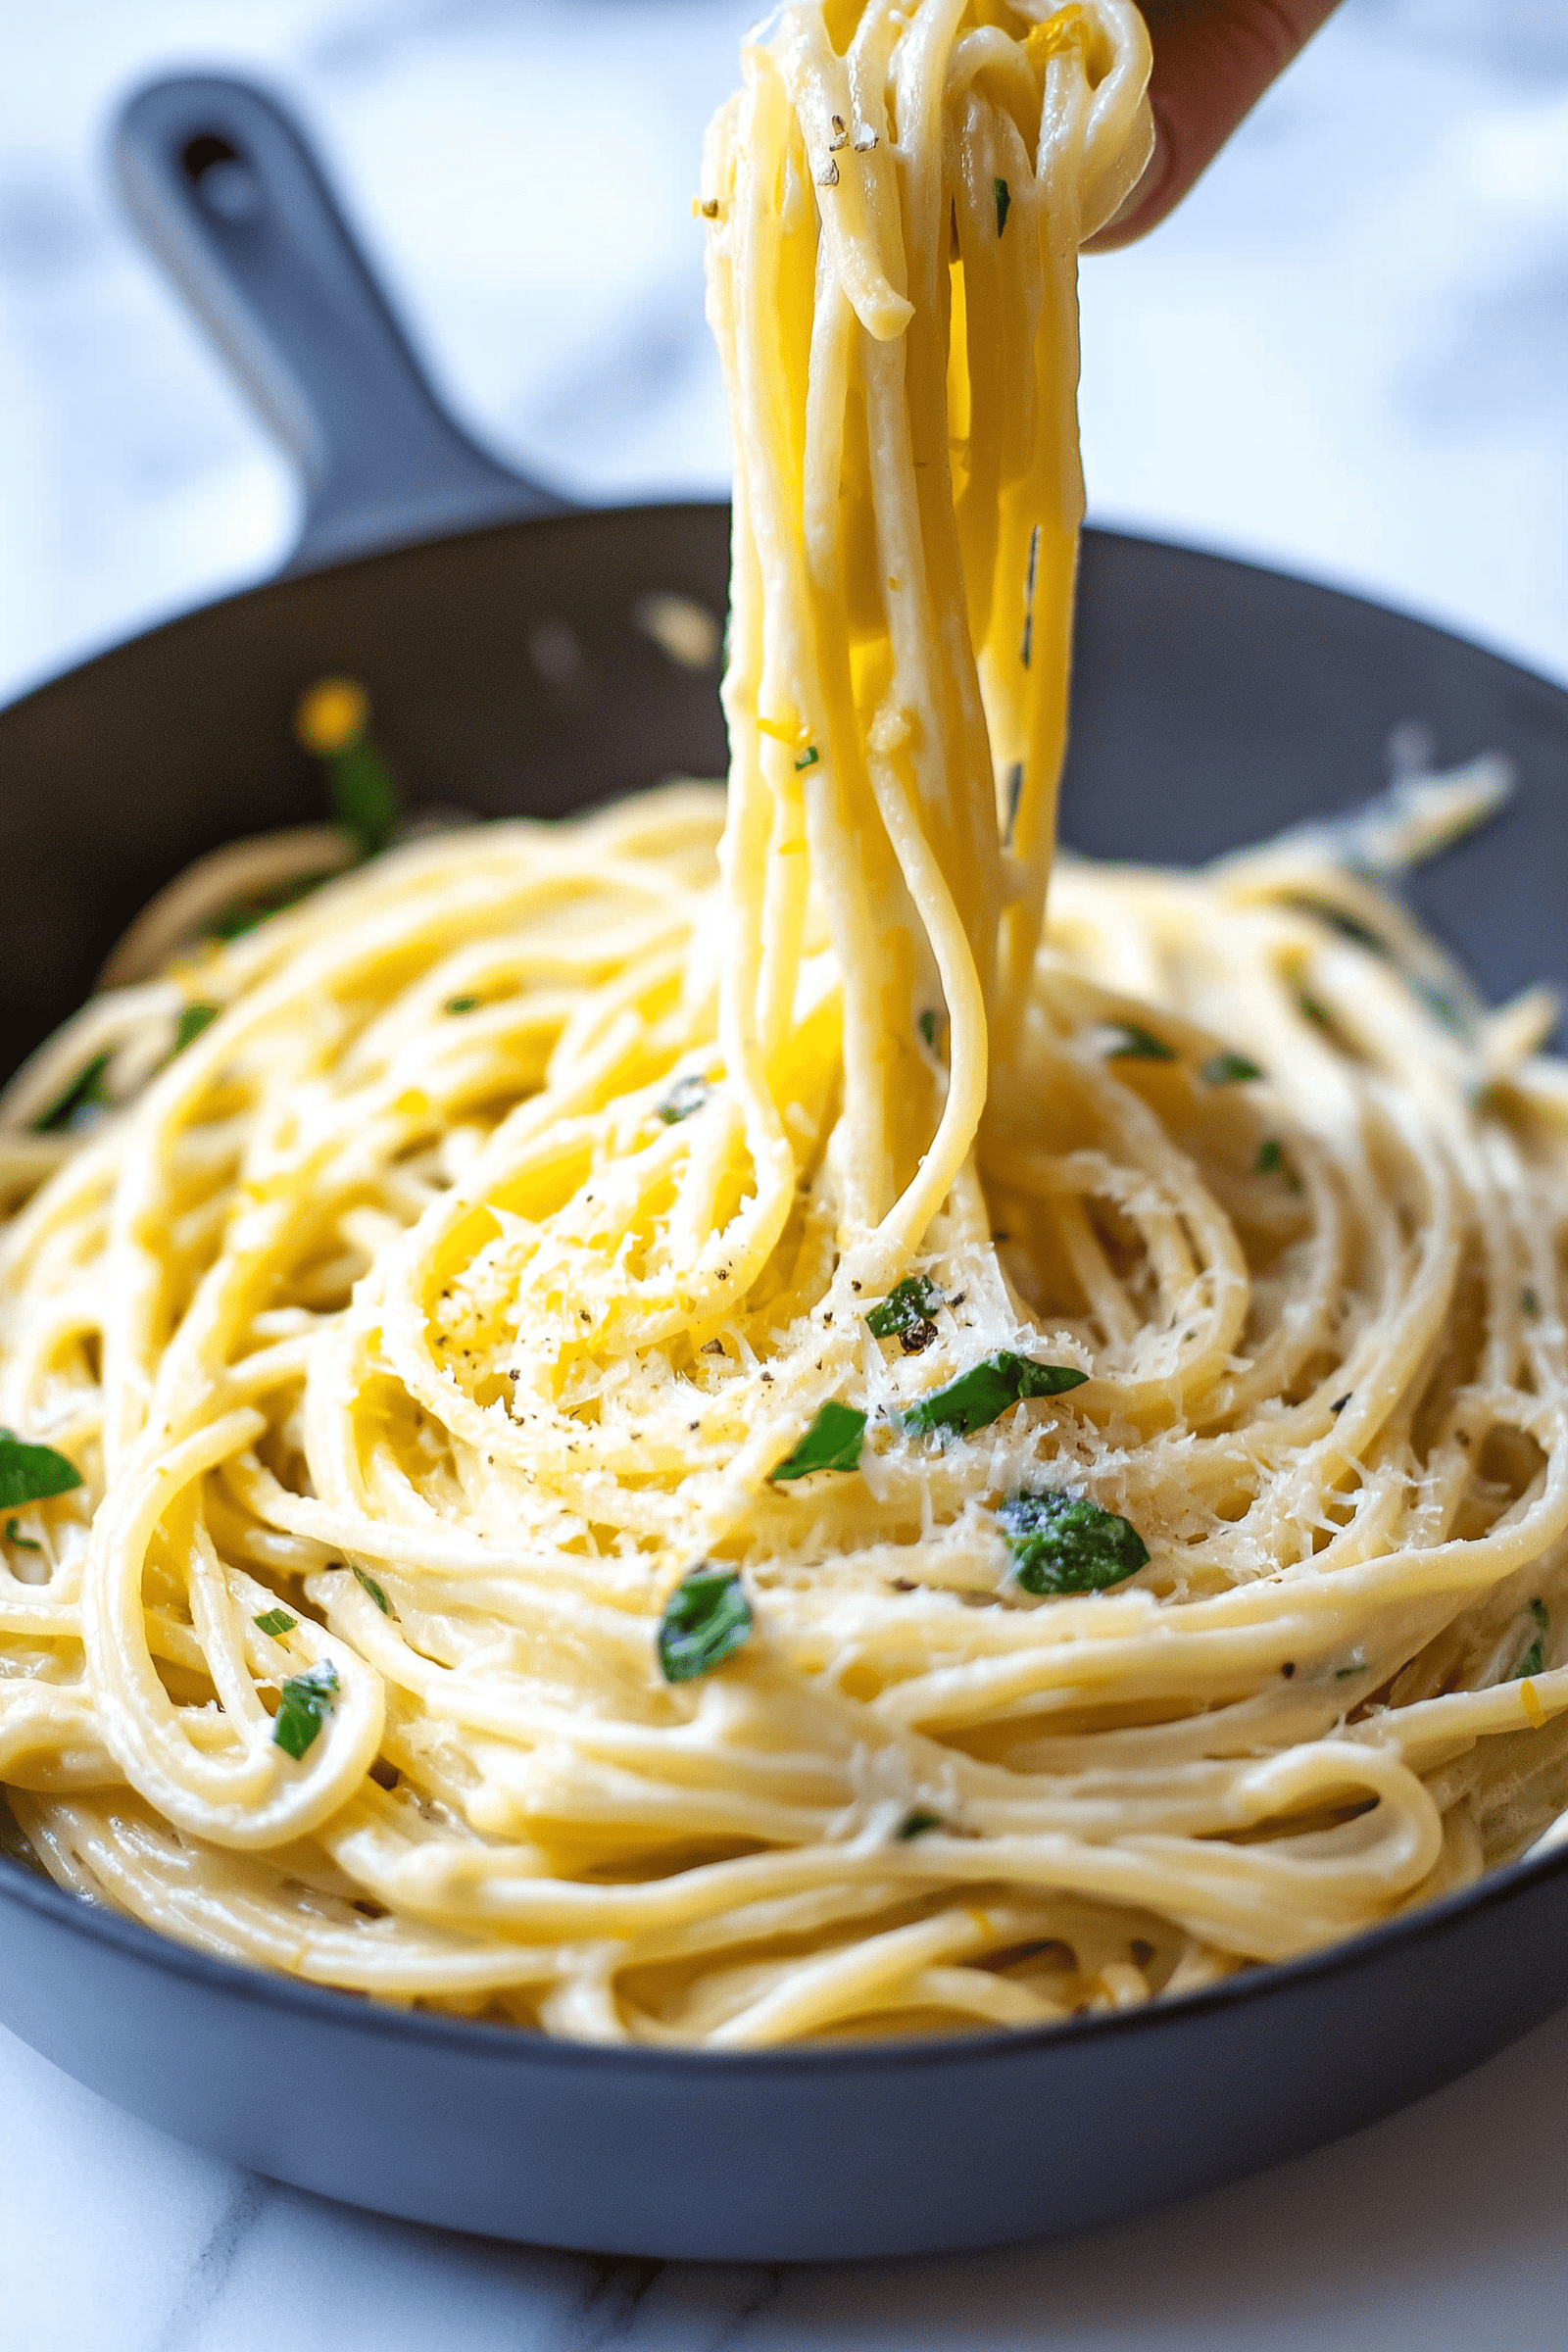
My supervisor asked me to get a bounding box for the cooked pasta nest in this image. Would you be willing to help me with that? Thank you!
[2,785,1567,2046]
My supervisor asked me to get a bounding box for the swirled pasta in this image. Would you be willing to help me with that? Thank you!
[2,1,1566,2048]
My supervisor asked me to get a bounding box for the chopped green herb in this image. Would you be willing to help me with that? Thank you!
[352,1565,394,1616]
[1201,1051,1263,1086]
[1004,761,1024,842]
[1335,1653,1366,1681]
[208,874,325,942]
[917,1009,940,1050]
[994,175,1010,237]
[5,1517,40,1553]
[1254,1139,1284,1174]
[1510,1599,1550,1682]
[272,1660,339,1759]
[902,1353,1087,1443]
[1522,1287,1541,1318]
[0,1434,81,1511]
[769,1400,867,1481]
[325,738,400,858]
[211,902,272,941]
[254,1607,297,1638]
[445,995,481,1014]
[174,1003,220,1054]
[1511,1635,1545,1682]
[33,1052,110,1135]
[657,1073,712,1125]
[999,1490,1149,1595]
[865,1275,944,1343]
[897,1808,944,1839]
[1298,990,1333,1029]
[1104,1023,1175,1063]
[794,744,819,770]
[658,1563,752,1683]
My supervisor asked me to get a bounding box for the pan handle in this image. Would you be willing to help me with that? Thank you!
[114,74,571,577]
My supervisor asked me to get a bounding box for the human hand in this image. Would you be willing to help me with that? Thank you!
[1086,0,1344,249]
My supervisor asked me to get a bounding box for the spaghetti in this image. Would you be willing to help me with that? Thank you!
[2,0,1567,2047]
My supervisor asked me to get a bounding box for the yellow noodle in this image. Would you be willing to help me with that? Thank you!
[3,1,1566,2045]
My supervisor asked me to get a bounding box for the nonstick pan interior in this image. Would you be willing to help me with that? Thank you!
[4,505,1564,1085]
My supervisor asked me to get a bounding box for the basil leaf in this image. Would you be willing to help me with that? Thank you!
[1000,1490,1149,1595]
[1103,1023,1175,1063]
[352,1565,394,1617]
[1514,1637,1546,1681]
[208,874,326,943]
[794,744,819,770]
[1510,1599,1550,1682]
[211,902,272,941]
[327,739,400,858]
[254,1608,297,1638]
[5,1517,40,1553]
[0,1434,81,1511]
[272,1660,338,1760]
[658,1564,752,1683]
[897,1808,943,1839]
[865,1275,944,1342]
[658,1074,711,1125]
[1201,1051,1263,1085]
[902,1354,1087,1442]
[994,175,1010,237]
[917,1009,939,1049]
[174,1004,220,1054]
[33,1052,110,1135]
[769,1400,867,1481]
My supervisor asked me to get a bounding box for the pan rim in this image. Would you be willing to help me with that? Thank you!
[5,1822,1566,2077]
[3,513,1565,734]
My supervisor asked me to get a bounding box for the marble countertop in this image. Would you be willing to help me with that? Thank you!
[9,2000,1568,2348]
[2,0,1567,2341]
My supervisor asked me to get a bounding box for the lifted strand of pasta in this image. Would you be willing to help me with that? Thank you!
[701,0,1152,1287]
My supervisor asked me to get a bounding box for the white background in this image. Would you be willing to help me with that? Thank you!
[2,1,1566,2341]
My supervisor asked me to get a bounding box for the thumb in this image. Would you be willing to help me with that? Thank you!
[1084,0,1344,252]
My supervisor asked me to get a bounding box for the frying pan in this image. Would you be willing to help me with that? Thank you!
[0,73,1565,2266]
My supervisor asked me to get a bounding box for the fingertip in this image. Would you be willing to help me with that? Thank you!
[1082,113,1172,255]
[1082,0,1343,254]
